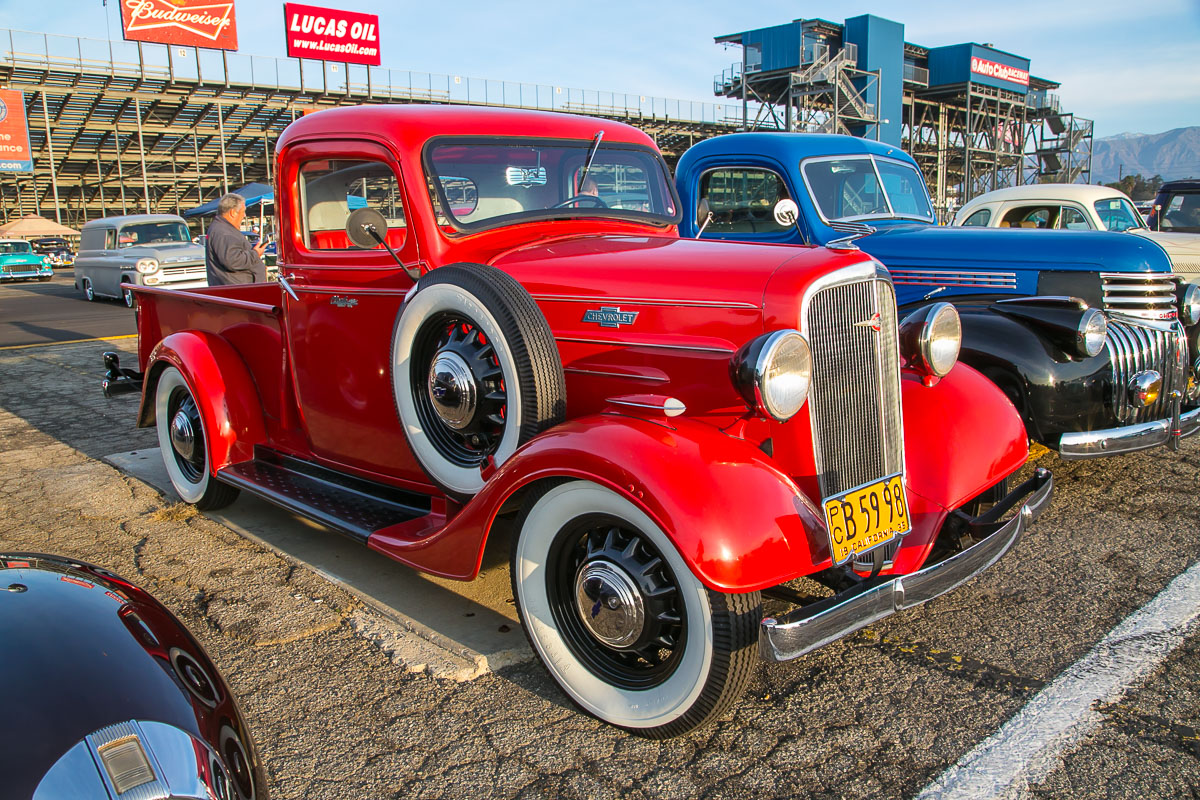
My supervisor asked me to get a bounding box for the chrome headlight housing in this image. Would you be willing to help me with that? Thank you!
[732,329,813,422]
[135,258,160,275]
[899,302,961,378]
[1180,283,1200,326]
[1076,308,1108,357]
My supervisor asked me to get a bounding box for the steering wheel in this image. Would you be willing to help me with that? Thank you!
[552,195,607,209]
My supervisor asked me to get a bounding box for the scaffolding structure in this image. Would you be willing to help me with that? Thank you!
[712,19,1093,219]
[0,28,745,228]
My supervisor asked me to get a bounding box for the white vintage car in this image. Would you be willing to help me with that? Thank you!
[953,184,1200,281]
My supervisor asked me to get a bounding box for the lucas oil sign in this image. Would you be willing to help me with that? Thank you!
[284,3,381,66]
[119,0,238,51]
[0,90,33,172]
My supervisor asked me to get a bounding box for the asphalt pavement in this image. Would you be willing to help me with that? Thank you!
[0,272,136,347]
[1,337,1198,799]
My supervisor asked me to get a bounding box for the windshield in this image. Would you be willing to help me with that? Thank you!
[1159,191,1200,234]
[1094,197,1145,232]
[117,221,191,247]
[0,240,33,254]
[424,137,679,231]
[802,156,934,222]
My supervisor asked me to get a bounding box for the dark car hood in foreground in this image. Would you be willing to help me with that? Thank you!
[0,554,258,799]
[857,221,1173,274]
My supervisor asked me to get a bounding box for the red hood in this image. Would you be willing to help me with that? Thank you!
[490,234,871,309]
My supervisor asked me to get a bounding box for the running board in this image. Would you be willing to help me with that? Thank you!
[218,449,432,544]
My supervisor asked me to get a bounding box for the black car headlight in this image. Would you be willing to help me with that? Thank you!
[899,302,961,378]
[1077,308,1108,357]
[1180,283,1200,326]
[732,329,812,422]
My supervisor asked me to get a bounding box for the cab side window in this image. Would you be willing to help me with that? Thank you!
[299,159,406,251]
[961,208,991,227]
[698,168,791,235]
[104,229,117,249]
[1001,205,1056,228]
[1059,207,1091,230]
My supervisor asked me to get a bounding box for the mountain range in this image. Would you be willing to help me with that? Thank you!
[1091,126,1200,183]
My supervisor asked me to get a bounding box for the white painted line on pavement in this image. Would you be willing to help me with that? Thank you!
[916,559,1200,800]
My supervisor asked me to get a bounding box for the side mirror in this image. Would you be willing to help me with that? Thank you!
[696,198,712,229]
[346,207,388,249]
[773,198,800,227]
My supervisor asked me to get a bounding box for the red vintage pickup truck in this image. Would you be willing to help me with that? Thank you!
[103,105,1051,737]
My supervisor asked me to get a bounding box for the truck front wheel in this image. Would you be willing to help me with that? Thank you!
[154,366,239,510]
[510,480,761,738]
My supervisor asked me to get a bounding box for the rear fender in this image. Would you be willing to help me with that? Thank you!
[137,331,267,473]
[386,416,829,592]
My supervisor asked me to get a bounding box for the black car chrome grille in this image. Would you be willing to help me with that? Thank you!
[804,272,904,499]
[1105,319,1187,424]
[1101,272,1179,322]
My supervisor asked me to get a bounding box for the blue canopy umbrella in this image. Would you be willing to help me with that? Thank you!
[183,183,274,218]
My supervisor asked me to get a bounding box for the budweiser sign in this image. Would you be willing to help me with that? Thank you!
[120,0,239,51]
[284,3,381,67]
[970,56,1029,87]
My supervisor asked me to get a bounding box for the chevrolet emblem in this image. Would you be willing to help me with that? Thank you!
[582,307,638,328]
[853,313,882,332]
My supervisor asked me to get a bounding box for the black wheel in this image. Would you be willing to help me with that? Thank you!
[511,480,760,737]
[38,276,51,282]
[82,277,95,302]
[392,263,565,497]
[154,367,240,510]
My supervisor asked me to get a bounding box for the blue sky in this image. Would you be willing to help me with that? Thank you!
[3,0,1198,138]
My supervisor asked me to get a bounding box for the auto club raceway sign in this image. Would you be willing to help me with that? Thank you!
[284,3,381,67]
[120,0,238,51]
[0,90,33,172]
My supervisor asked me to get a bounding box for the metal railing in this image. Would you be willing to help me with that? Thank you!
[903,63,929,86]
[1,28,746,126]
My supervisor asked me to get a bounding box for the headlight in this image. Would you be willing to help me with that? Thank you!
[1076,308,1107,357]
[135,258,159,275]
[731,329,813,422]
[1180,283,1200,326]
[41,256,50,266]
[899,302,961,378]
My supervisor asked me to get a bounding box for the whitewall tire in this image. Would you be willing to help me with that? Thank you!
[154,366,239,510]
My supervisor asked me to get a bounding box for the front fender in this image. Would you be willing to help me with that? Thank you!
[394,415,829,592]
[902,361,1028,511]
[137,331,267,473]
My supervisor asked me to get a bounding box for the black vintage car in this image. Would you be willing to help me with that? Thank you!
[0,553,265,799]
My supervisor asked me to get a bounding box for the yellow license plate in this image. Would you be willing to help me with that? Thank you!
[823,474,911,566]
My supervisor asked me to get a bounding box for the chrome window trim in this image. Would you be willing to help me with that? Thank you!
[799,154,937,226]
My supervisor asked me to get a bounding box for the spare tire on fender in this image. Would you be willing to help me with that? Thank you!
[391,262,566,498]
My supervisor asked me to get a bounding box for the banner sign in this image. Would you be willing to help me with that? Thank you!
[0,90,33,173]
[120,0,239,51]
[970,56,1029,87]
[284,3,381,66]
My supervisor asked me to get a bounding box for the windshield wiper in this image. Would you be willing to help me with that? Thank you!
[576,130,604,193]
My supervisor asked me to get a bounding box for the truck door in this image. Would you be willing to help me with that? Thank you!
[282,141,430,486]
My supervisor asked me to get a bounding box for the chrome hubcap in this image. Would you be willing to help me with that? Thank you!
[427,351,477,430]
[574,559,646,649]
[169,410,196,461]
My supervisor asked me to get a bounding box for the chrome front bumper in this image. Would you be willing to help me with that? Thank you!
[759,468,1053,663]
[1,268,51,279]
[1058,407,1200,459]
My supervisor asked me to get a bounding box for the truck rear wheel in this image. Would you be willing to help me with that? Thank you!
[511,480,761,738]
[391,263,565,498]
[155,366,240,511]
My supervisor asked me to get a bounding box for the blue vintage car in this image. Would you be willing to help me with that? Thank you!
[675,133,1200,458]
[0,238,53,282]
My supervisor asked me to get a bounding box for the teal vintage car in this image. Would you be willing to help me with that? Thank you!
[0,239,52,282]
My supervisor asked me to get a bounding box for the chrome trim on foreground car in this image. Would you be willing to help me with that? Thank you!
[760,468,1053,663]
[1059,406,1200,459]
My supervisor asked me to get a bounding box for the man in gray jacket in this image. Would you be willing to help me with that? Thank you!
[206,193,268,285]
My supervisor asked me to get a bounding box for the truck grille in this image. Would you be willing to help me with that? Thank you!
[803,271,905,499]
[161,264,206,281]
[1105,319,1187,424]
[1101,272,1178,322]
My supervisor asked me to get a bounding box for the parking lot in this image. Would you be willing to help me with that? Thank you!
[1,276,1198,798]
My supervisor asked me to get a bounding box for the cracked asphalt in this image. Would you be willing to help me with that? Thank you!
[2,335,1200,799]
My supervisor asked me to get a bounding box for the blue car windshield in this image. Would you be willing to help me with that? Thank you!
[0,240,33,254]
[802,156,935,223]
